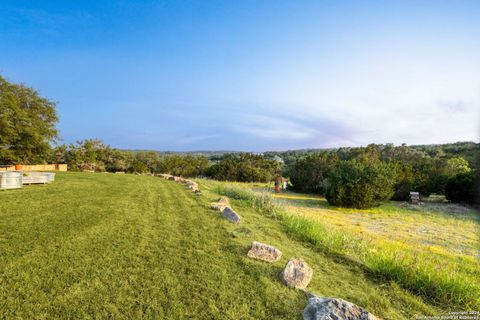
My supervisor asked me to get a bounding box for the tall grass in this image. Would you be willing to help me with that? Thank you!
[214,185,480,309]
[282,214,479,309]
[213,184,277,216]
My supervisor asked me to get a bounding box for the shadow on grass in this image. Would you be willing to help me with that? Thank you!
[391,201,480,223]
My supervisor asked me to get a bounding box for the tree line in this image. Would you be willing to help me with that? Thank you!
[50,140,281,182]
[286,145,478,208]
[1,75,478,208]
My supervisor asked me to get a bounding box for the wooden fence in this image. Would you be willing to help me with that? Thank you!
[0,164,67,172]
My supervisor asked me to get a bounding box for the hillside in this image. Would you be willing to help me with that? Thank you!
[0,173,458,319]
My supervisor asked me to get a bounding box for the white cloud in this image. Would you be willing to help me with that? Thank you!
[232,114,318,140]
[241,56,480,147]
[177,134,219,146]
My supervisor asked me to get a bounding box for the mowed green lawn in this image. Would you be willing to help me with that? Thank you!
[1,173,308,319]
[1,173,443,319]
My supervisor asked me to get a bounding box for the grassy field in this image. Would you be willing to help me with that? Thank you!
[0,173,472,319]
[276,192,479,259]
[274,192,480,309]
[198,180,480,310]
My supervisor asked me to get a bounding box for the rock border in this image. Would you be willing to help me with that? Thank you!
[156,176,379,319]
[156,173,200,194]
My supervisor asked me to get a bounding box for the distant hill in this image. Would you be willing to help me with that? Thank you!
[122,141,480,167]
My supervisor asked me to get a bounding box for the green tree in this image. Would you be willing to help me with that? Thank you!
[208,153,281,182]
[391,161,417,201]
[65,139,111,172]
[0,75,58,164]
[129,151,161,173]
[50,144,68,164]
[158,154,210,177]
[288,152,339,194]
[326,159,395,208]
[446,157,471,176]
[104,149,132,172]
[445,170,477,204]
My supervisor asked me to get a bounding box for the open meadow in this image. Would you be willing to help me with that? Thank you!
[1,173,474,319]
[0,172,304,319]
[2,2,480,319]
[199,180,480,311]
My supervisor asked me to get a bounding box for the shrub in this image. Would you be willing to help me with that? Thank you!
[208,153,281,182]
[391,162,416,201]
[66,139,111,172]
[326,159,395,208]
[158,155,210,177]
[288,152,339,194]
[445,170,477,204]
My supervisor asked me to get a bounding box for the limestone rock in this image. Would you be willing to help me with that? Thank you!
[303,296,379,320]
[222,207,241,224]
[185,180,197,187]
[210,196,230,211]
[160,175,200,192]
[218,196,230,205]
[174,176,186,183]
[247,241,282,263]
[211,202,227,211]
[181,180,200,193]
[281,258,313,289]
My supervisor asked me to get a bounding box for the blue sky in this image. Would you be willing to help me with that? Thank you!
[1,1,479,151]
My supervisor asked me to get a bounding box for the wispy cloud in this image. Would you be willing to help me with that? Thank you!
[437,99,470,113]
[177,134,220,146]
[233,115,318,140]
[2,1,478,151]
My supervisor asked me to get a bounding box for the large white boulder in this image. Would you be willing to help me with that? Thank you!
[247,241,282,263]
[280,258,313,289]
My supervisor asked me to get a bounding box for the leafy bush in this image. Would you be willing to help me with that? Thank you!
[326,159,395,208]
[158,155,210,177]
[446,157,471,175]
[208,153,281,182]
[391,158,450,200]
[65,139,111,172]
[288,152,338,194]
[391,162,417,201]
[445,170,477,204]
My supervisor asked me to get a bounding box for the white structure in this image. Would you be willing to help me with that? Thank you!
[410,192,420,204]
[22,172,55,184]
[0,171,23,190]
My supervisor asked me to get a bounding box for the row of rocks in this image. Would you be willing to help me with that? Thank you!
[247,241,313,290]
[246,239,378,319]
[211,195,379,319]
[156,174,200,193]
